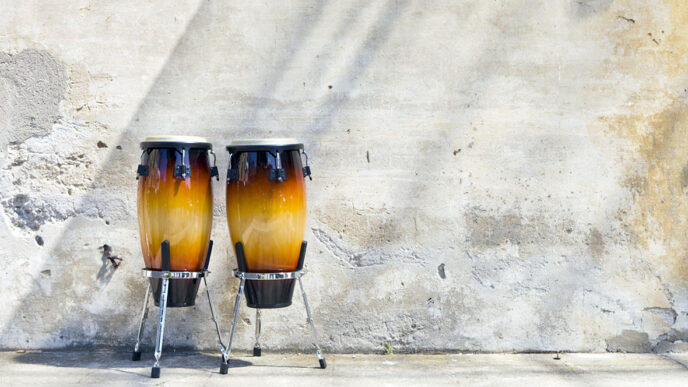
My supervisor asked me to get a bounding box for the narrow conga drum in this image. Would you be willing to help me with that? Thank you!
[137,136,217,307]
[225,139,310,308]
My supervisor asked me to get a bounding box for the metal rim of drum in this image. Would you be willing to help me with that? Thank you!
[225,138,304,152]
[140,135,212,150]
[232,268,305,280]
[141,269,208,279]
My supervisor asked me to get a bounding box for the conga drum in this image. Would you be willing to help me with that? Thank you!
[225,139,310,308]
[137,136,217,307]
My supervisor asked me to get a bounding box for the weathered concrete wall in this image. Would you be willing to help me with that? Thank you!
[1,0,687,353]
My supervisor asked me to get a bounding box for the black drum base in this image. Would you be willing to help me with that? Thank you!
[133,240,226,378]
[218,240,326,373]
[220,261,327,374]
[245,279,296,309]
[149,278,200,307]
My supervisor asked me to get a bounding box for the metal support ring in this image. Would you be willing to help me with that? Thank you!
[232,269,306,280]
[141,269,208,279]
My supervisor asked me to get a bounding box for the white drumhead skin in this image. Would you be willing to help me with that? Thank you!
[144,135,210,143]
[229,138,301,146]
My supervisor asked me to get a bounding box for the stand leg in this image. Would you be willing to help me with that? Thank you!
[220,278,245,375]
[253,309,262,356]
[151,277,169,378]
[132,282,151,361]
[298,277,326,369]
[204,276,226,353]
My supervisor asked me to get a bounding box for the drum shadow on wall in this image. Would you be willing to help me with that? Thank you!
[96,244,122,288]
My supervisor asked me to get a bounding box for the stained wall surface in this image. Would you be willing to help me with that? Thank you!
[1,0,687,352]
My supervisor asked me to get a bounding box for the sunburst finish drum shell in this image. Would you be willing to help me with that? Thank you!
[137,137,213,307]
[226,140,306,308]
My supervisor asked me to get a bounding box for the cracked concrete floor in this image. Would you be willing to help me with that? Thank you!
[0,351,687,386]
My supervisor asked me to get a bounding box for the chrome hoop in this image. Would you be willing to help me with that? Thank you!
[232,269,306,280]
[141,269,208,279]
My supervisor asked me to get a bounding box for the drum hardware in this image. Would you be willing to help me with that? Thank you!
[227,169,239,182]
[301,150,312,180]
[219,241,327,374]
[136,165,149,179]
[209,150,219,180]
[131,240,226,378]
[226,152,239,182]
[268,151,287,182]
[136,150,149,179]
[173,148,192,180]
[227,149,291,183]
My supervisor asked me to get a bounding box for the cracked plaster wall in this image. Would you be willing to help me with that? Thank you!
[0,0,687,353]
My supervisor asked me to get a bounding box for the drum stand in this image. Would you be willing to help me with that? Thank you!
[131,240,226,378]
[219,241,327,374]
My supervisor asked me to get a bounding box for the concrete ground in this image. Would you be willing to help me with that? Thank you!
[0,351,687,386]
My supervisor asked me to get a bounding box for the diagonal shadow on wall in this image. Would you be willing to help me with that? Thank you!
[1,0,420,354]
[0,0,335,351]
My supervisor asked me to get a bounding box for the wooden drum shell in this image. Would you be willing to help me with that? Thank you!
[137,147,213,307]
[226,147,306,308]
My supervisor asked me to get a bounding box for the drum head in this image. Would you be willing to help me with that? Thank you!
[226,138,303,152]
[141,135,212,150]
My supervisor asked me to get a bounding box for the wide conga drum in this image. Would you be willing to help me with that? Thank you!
[137,136,217,307]
[225,139,309,308]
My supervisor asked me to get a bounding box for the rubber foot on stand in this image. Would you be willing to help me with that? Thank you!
[132,351,141,361]
[220,361,229,374]
[253,347,261,357]
[151,366,161,378]
[319,358,327,369]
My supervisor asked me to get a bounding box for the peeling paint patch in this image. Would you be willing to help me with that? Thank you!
[315,205,403,248]
[606,330,651,352]
[0,49,68,142]
[465,209,531,248]
[464,207,569,251]
[312,227,423,268]
[643,307,677,325]
[2,194,74,231]
[572,0,614,19]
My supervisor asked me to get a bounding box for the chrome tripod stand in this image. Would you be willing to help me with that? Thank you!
[219,241,326,374]
[131,240,226,378]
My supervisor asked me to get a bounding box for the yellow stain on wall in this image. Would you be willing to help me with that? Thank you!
[596,0,688,286]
